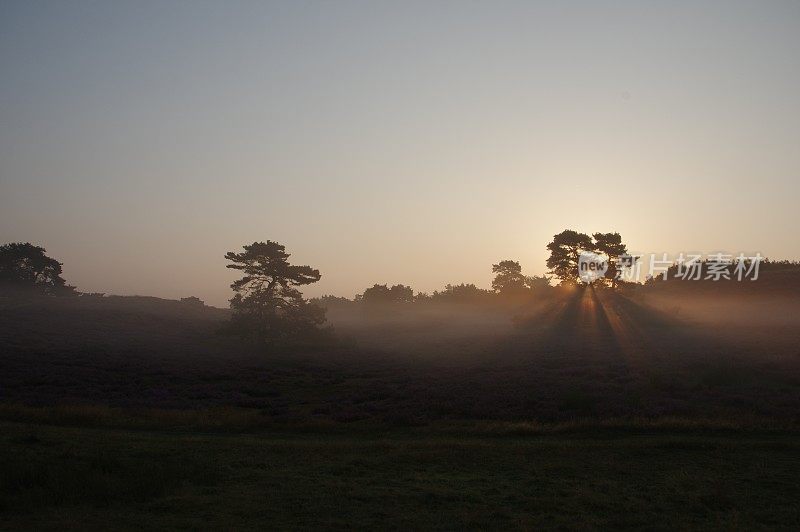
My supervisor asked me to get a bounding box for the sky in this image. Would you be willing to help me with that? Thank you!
[1,1,799,306]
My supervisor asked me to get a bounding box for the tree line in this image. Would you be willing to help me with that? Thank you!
[0,232,629,343]
[17,229,791,345]
[349,260,552,306]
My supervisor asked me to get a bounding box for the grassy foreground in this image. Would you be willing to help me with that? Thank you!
[3,420,800,530]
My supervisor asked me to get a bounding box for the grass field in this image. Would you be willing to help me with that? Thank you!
[3,420,800,530]
[2,285,800,528]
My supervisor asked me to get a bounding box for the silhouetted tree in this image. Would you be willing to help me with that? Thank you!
[431,283,494,303]
[0,242,75,296]
[525,274,552,290]
[359,283,414,304]
[311,295,352,309]
[546,230,594,283]
[224,241,325,342]
[491,260,528,294]
[592,232,630,288]
[414,291,432,302]
[180,296,205,308]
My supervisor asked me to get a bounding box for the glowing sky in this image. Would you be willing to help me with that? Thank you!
[2,1,799,306]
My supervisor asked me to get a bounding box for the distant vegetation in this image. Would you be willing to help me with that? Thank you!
[0,243,75,296]
[3,233,800,346]
[357,283,415,304]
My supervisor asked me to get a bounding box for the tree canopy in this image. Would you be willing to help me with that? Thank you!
[224,241,326,342]
[592,232,629,287]
[491,260,528,294]
[546,230,595,283]
[358,283,414,304]
[430,283,494,303]
[546,230,632,285]
[0,242,74,295]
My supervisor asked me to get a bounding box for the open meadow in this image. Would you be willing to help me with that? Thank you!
[2,280,800,528]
